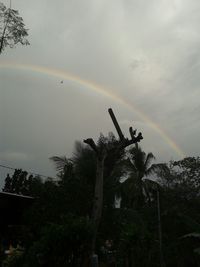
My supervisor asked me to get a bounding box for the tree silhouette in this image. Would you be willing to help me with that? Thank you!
[84,108,143,255]
[3,169,40,196]
[120,144,160,209]
[0,2,29,54]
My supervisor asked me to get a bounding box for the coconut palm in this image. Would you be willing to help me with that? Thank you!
[120,144,159,209]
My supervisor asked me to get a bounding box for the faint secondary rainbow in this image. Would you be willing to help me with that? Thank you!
[0,62,185,158]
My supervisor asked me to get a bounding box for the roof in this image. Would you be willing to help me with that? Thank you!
[0,191,34,225]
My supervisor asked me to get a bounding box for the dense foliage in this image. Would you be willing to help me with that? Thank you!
[1,134,200,266]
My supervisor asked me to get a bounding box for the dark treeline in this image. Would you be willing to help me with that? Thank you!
[1,133,200,266]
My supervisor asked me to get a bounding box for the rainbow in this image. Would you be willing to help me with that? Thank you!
[0,62,185,158]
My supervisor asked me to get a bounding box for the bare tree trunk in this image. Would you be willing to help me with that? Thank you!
[0,2,11,54]
[91,153,106,253]
[0,25,6,54]
[84,108,143,265]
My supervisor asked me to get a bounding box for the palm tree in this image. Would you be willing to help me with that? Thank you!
[120,145,167,267]
[120,144,158,209]
[50,141,96,184]
[50,141,96,218]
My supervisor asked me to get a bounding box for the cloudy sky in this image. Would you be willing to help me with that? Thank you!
[1,0,200,186]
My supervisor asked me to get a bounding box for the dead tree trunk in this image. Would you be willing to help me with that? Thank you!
[83,138,107,255]
[92,151,106,253]
[84,108,143,259]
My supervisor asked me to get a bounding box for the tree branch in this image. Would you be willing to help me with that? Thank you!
[108,108,125,141]
[83,138,98,154]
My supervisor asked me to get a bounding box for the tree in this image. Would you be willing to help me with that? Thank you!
[117,145,168,267]
[0,2,29,54]
[50,108,143,259]
[84,108,143,256]
[120,144,159,209]
[156,157,200,205]
[152,157,200,267]
[50,142,96,217]
[23,215,93,267]
[2,169,39,196]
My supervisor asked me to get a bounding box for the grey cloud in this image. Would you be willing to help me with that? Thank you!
[1,0,200,185]
[0,151,32,162]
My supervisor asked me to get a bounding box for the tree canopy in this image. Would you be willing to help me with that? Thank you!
[1,139,200,266]
[0,2,29,54]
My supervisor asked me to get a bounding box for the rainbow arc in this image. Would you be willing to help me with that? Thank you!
[0,62,185,158]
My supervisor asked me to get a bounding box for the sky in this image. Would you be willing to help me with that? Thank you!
[1,0,200,186]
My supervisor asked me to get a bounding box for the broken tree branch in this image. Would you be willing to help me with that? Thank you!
[108,108,124,141]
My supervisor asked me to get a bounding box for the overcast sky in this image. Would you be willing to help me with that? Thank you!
[1,0,200,186]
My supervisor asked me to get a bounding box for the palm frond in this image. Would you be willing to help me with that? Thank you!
[124,158,137,173]
[145,163,168,176]
[49,156,71,171]
[73,141,85,158]
[144,152,155,170]
[129,145,146,171]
